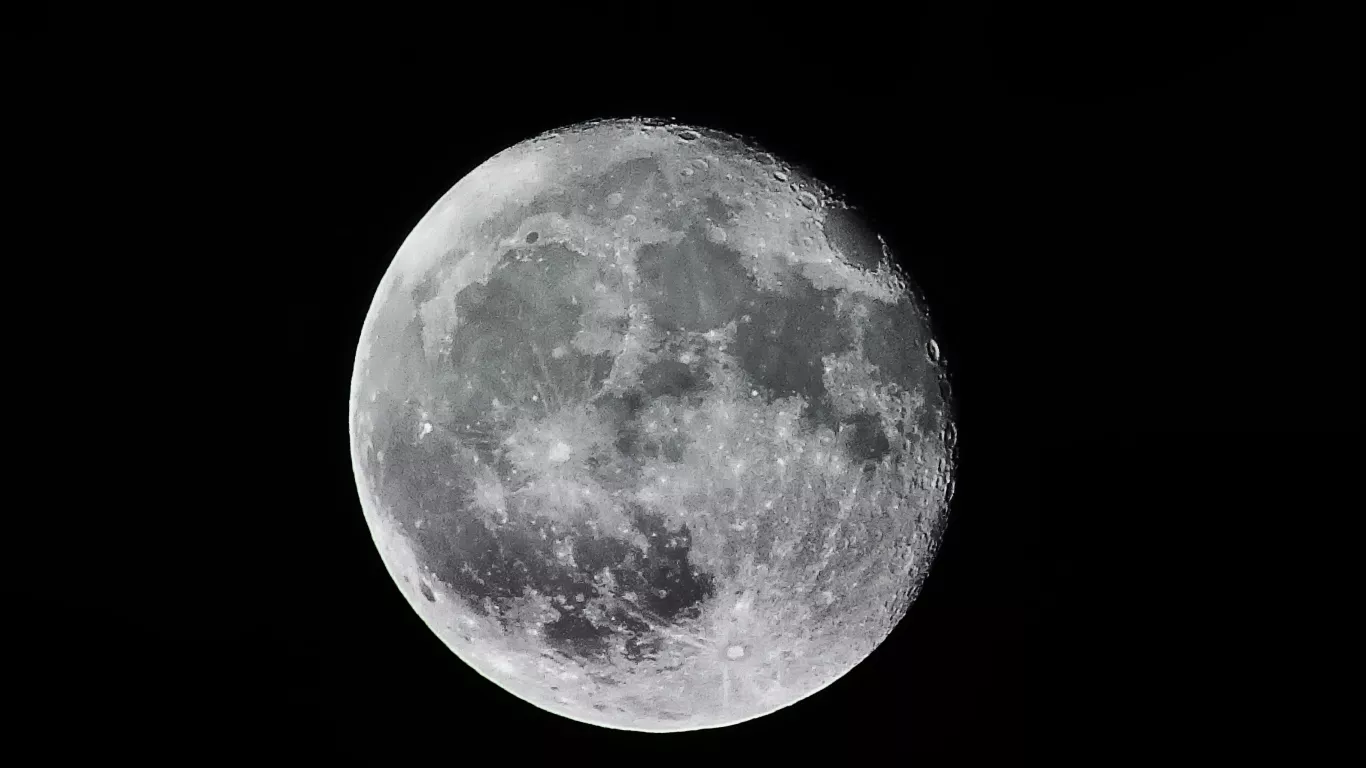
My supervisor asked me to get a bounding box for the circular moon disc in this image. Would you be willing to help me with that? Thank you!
[349,117,956,731]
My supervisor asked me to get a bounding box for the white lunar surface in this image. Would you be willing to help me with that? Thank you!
[349,117,956,731]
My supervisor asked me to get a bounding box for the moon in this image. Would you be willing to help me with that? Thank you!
[349,117,956,731]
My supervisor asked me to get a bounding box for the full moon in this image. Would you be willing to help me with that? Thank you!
[349,117,956,731]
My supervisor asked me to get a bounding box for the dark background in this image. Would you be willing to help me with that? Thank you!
[33,3,1348,758]
[255,5,1358,759]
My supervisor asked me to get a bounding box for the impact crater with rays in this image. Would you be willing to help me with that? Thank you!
[349,117,957,731]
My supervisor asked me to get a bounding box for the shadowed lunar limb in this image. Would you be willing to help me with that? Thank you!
[350,118,955,732]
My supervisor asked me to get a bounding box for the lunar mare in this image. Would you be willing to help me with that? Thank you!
[349,118,956,731]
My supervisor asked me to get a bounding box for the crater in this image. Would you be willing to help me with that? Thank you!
[841,411,891,467]
[584,157,662,218]
[821,206,887,270]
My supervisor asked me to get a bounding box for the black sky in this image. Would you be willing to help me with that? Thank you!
[29,4,1353,759]
[249,5,1360,759]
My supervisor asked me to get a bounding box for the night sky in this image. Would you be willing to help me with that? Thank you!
[25,4,1354,760]
[261,6,1355,759]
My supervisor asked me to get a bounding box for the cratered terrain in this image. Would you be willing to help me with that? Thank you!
[349,117,956,731]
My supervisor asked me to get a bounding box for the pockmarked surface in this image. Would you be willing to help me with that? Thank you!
[349,118,956,731]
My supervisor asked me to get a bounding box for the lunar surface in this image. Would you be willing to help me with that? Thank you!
[349,118,956,731]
